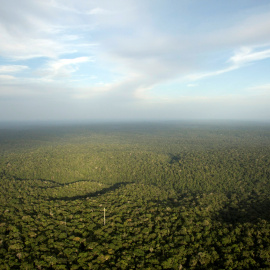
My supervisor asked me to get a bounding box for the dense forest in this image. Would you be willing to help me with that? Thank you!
[0,121,270,269]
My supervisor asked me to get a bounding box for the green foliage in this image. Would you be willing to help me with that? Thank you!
[0,122,270,269]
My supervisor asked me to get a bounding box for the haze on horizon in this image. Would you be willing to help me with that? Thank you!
[0,0,270,122]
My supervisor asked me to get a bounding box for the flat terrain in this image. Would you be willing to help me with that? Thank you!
[0,121,270,269]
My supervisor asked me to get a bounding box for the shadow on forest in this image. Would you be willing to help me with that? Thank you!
[148,192,270,225]
[48,181,133,201]
[14,176,93,188]
[168,153,182,164]
[216,195,270,224]
[9,173,270,224]
[12,175,133,202]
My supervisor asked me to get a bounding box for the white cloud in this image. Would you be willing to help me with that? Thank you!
[204,10,270,48]
[49,57,93,70]
[0,65,29,73]
[1,1,270,121]
[185,45,270,82]
[0,75,16,80]
[185,65,237,81]
[0,24,74,60]
[88,8,109,15]
[248,83,270,94]
[40,57,94,79]
[94,5,270,97]
[229,46,270,66]
[0,0,96,60]
[187,84,198,88]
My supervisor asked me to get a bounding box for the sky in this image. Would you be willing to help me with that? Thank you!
[0,0,270,122]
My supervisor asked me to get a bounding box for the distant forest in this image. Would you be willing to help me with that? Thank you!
[0,121,270,269]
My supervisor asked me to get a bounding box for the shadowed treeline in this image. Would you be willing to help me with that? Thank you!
[216,195,270,224]
[47,181,133,201]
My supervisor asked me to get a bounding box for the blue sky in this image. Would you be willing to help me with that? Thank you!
[0,0,270,121]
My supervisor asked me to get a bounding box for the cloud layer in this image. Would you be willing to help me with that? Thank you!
[0,0,270,121]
